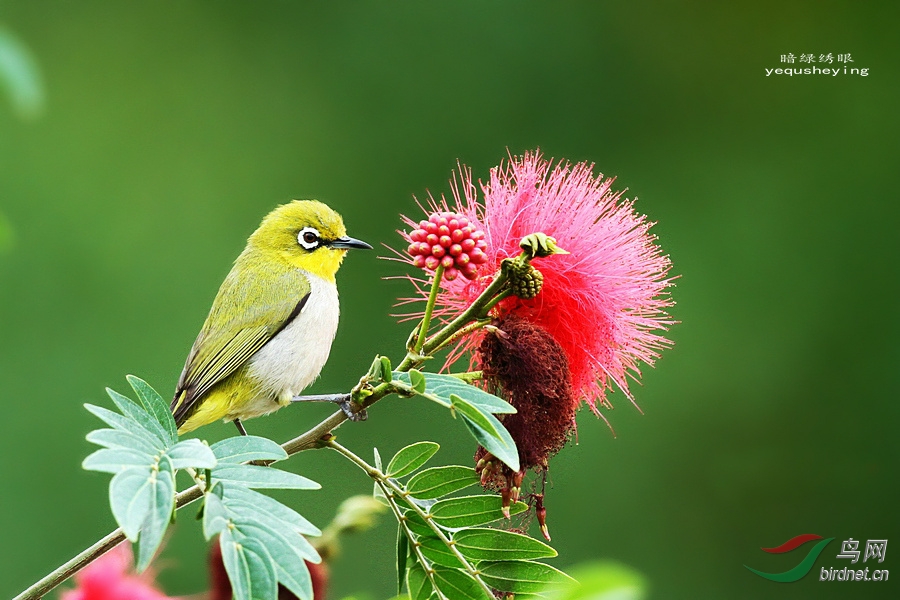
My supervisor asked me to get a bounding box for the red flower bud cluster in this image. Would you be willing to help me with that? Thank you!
[407,212,489,280]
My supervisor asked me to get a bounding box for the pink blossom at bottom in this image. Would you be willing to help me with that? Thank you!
[60,543,173,600]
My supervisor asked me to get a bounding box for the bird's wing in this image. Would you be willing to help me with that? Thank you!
[171,267,312,427]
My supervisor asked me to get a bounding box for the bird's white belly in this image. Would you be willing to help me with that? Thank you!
[245,272,340,413]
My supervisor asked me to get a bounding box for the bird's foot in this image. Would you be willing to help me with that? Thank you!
[291,393,368,422]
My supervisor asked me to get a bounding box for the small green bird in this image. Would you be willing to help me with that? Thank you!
[171,200,371,434]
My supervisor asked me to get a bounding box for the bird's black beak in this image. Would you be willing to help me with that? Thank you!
[330,236,373,250]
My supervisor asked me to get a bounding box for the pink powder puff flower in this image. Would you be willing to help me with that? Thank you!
[401,150,675,421]
[60,543,174,600]
[406,211,490,280]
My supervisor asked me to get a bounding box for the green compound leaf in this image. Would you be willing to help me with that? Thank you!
[167,439,217,470]
[210,435,288,464]
[406,466,480,499]
[212,464,320,490]
[387,442,440,478]
[433,567,493,600]
[135,467,175,572]
[429,495,528,528]
[453,528,557,561]
[211,485,319,600]
[125,376,178,445]
[461,411,520,472]
[477,560,575,594]
[407,561,435,600]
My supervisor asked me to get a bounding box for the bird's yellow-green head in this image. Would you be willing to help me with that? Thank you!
[247,200,371,282]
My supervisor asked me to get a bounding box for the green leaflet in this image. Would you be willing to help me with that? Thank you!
[418,537,465,568]
[212,464,320,490]
[82,448,154,473]
[406,465,479,499]
[220,529,278,600]
[478,560,575,594]
[202,486,230,539]
[380,356,393,381]
[453,528,557,561]
[126,375,178,444]
[221,517,316,600]
[461,411,520,471]
[406,561,435,600]
[106,387,172,448]
[387,442,440,478]
[135,467,175,572]
[409,368,427,393]
[109,466,155,541]
[86,428,161,456]
[210,435,288,464]
[449,394,498,437]
[432,567,493,600]
[397,525,409,594]
[167,439,217,470]
[429,495,528,528]
[400,509,435,538]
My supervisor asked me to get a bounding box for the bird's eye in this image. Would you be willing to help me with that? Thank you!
[297,227,321,250]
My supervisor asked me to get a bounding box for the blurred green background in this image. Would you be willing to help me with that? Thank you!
[1,2,897,598]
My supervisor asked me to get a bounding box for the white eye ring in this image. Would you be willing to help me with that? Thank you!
[297,227,321,250]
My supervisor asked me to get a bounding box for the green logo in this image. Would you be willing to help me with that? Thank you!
[745,534,834,582]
